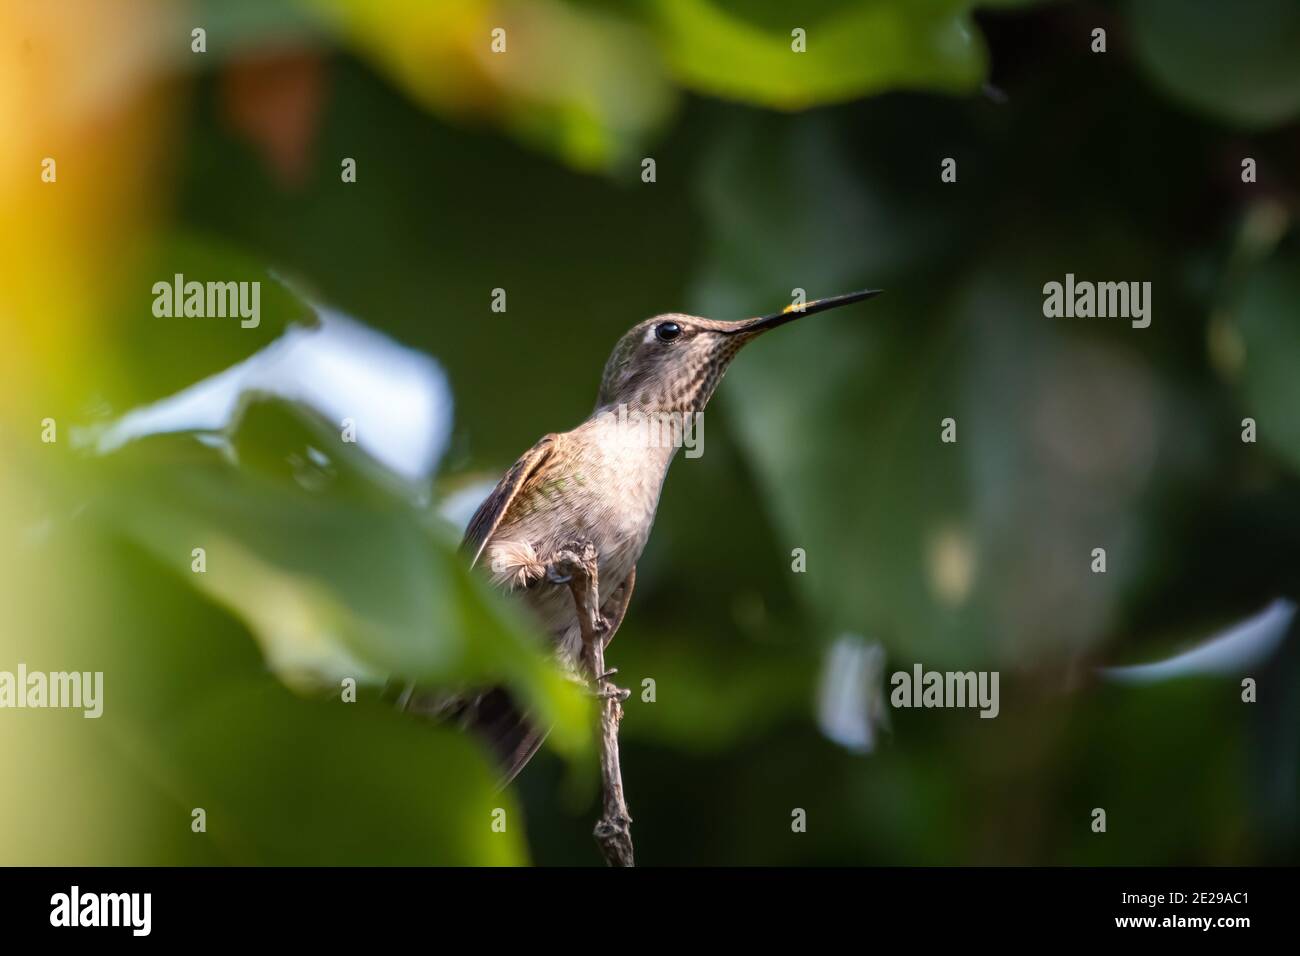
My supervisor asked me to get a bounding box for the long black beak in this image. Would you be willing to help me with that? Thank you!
[727,288,883,337]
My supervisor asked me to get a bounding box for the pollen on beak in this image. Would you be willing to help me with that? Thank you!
[727,288,882,337]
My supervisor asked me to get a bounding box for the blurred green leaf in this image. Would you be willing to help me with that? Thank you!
[649,0,987,109]
[144,679,529,864]
[84,399,589,756]
[301,0,675,171]
[104,232,317,412]
[1236,252,1300,473]
[0,490,535,864]
[189,0,327,53]
[1129,0,1300,128]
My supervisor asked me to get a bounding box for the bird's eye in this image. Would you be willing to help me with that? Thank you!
[654,321,682,343]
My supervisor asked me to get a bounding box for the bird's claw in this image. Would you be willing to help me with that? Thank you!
[592,670,631,702]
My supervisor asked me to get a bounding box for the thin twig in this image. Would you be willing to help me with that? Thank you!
[548,542,634,867]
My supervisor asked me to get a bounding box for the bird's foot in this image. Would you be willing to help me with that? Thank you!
[592,669,631,702]
[547,542,599,586]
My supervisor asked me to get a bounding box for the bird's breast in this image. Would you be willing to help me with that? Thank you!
[486,417,678,654]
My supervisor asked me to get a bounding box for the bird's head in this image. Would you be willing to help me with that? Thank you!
[594,289,881,414]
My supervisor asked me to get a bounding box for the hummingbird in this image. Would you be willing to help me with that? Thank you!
[413,289,881,782]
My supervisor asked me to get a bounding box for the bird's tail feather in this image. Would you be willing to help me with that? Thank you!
[401,684,548,787]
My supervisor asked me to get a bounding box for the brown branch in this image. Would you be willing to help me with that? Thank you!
[548,542,634,867]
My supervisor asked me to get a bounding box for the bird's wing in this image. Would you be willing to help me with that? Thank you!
[453,436,558,786]
[460,433,558,568]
